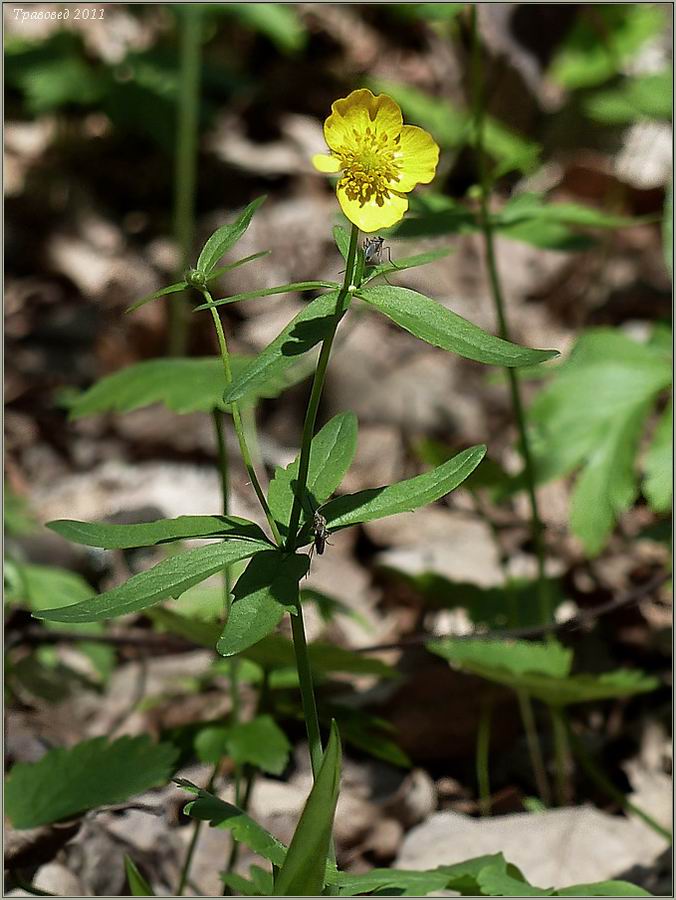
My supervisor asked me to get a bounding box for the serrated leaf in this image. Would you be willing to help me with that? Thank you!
[179,780,287,865]
[274,721,341,896]
[429,640,658,706]
[644,402,672,512]
[47,514,270,549]
[125,856,155,897]
[193,281,336,311]
[196,197,266,277]
[34,539,269,623]
[358,286,558,367]
[6,736,178,829]
[223,291,345,404]
[225,715,291,775]
[310,445,486,536]
[217,551,309,657]
[268,412,358,536]
[125,280,187,314]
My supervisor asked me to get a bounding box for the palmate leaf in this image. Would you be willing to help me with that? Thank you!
[358,286,558,367]
[6,736,178,829]
[274,721,341,897]
[217,551,309,657]
[33,539,269,623]
[429,639,659,707]
[196,196,266,277]
[47,514,270,549]
[268,412,358,536]
[223,291,345,404]
[298,445,486,540]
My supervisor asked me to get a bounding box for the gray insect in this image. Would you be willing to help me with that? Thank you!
[311,510,331,557]
[363,235,389,267]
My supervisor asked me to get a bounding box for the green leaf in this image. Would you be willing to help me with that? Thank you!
[312,445,486,535]
[644,402,672,512]
[34,539,269,623]
[531,329,671,555]
[663,182,672,277]
[584,70,673,124]
[477,863,553,896]
[147,607,221,648]
[125,856,155,897]
[217,551,309,657]
[125,280,187,314]
[193,281,336,312]
[223,291,344,404]
[429,640,659,706]
[207,250,272,284]
[358,286,558,367]
[222,4,306,53]
[222,867,274,897]
[274,721,341,896]
[268,412,358,535]
[47,514,270,549]
[6,736,178,829]
[196,197,266,277]
[333,225,350,261]
[6,562,94,609]
[556,881,653,897]
[225,715,291,775]
[178,779,288,865]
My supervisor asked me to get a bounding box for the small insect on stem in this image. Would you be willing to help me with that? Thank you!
[310,510,331,560]
[362,236,399,283]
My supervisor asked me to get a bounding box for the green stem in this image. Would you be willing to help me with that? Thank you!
[516,689,552,807]
[549,704,573,806]
[201,289,282,545]
[286,224,361,548]
[170,6,202,356]
[290,601,324,779]
[476,700,492,816]
[570,731,672,844]
[469,6,550,626]
[177,767,217,895]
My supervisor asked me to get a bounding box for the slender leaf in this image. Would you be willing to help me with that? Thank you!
[333,225,350,261]
[359,286,558,367]
[556,881,652,897]
[207,250,271,283]
[274,721,341,896]
[125,856,155,897]
[6,736,178,829]
[217,551,309,657]
[268,412,358,534]
[196,196,266,276]
[126,280,187,314]
[362,247,452,284]
[34,539,269,623]
[47,515,270,549]
[178,779,288,865]
[309,445,486,536]
[223,291,343,404]
[193,281,336,311]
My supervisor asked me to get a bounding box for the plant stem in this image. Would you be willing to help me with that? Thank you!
[516,689,552,807]
[170,5,202,356]
[549,704,573,806]
[469,6,550,626]
[177,767,217,895]
[286,224,361,548]
[201,289,282,545]
[476,699,493,816]
[570,731,672,844]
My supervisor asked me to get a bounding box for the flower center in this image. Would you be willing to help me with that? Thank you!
[337,127,402,207]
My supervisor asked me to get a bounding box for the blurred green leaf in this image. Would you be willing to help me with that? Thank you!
[126,281,188,314]
[47,514,269,549]
[221,4,307,53]
[222,866,274,897]
[4,485,37,536]
[549,5,665,89]
[268,411,358,536]
[584,70,673,124]
[274,721,341,896]
[358,286,558,366]
[431,638,573,679]
[663,182,672,276]
[217,551,309,657]
[34,540,268,624]
[6,736,178,829]
[193,281,336,311]
[643,402,672,512]
[125,856,155,897]
[195,716,291,774]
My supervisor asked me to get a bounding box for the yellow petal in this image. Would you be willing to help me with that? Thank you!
[336,180,408,233]
[312,153,342,174]
[325,89,403,154]
[391,125,440,192]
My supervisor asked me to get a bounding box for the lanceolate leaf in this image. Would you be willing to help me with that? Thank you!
[47,515,270,549]
[217,551,309,657]
[309,445,486,536]
[178,779,288,866]
[268,412,358,534]
[358,286,558,367]
[273,721,342,896]
[125,856,155,897]
[34,539,269,623]
[223,291,345,404]
[196,196,266,277]
[126,280,187,314]
[193,281,337,311]
[6,736,178,829]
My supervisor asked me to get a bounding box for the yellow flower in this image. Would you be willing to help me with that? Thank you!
[312,88,439,233]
